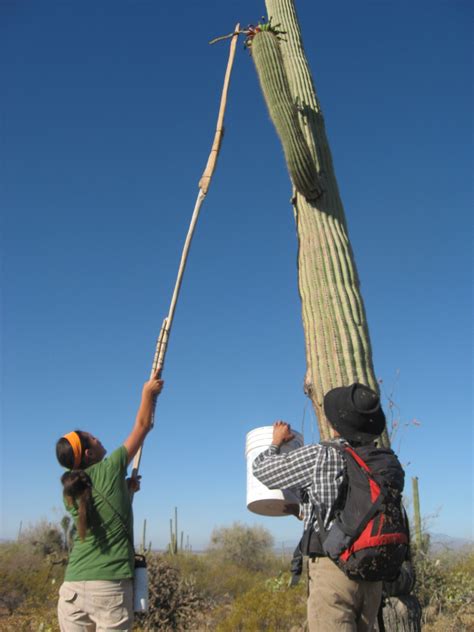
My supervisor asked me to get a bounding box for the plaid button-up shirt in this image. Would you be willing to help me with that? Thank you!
[252,440,346,531]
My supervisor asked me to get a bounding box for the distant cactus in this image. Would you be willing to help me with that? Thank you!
[168,507,179,555]
[412,476,429,553]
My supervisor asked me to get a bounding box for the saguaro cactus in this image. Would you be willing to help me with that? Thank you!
[168,506,179,555]
[250,2,387,444]
[250,3,419,629]
[412,476,429,553]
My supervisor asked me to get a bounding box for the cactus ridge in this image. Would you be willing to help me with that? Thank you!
[261,0,388,445]
[252,31,323,200]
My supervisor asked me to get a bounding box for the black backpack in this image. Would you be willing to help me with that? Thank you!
[303,442,409,582]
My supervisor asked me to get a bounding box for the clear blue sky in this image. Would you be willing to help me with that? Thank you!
[2,1,472,549]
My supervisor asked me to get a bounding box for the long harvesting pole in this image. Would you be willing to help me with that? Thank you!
[131,24,240,480]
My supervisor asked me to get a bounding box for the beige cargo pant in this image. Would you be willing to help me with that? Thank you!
[57,579,133,631]
[307,557,382,632]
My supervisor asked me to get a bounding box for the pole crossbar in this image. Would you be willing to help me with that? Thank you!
[131,24,240,482]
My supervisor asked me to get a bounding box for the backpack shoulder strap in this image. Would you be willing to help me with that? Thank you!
[337,444,387,536]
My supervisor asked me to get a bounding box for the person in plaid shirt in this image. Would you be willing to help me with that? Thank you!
[252,383,387,632]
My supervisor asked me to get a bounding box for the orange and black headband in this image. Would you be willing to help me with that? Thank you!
[63,431,82,469]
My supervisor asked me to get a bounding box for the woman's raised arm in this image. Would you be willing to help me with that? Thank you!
[123,371,164,463]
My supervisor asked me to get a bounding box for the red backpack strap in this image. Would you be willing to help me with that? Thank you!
[344,445,384,503]
[341,445,387,535]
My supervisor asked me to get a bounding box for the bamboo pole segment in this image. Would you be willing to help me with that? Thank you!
[131,24,240,481]
[199,25,239,194]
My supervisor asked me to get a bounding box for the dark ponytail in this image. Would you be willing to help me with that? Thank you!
[56,430,93,540]
[61,469,93,540]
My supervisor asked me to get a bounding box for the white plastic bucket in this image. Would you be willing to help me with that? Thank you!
[245,425,304,516]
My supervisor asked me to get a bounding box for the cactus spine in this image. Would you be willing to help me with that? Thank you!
[256,0,387,443]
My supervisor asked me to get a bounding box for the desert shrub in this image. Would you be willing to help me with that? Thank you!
[171,551,290,604]
[0,540,64,615]
[135,553,204,631]
[443,566,474,613]
[414,553,449,615]
[0,605,61,631]
[414,547,474,625]
[208,522,274,571]
[214,572,307,632]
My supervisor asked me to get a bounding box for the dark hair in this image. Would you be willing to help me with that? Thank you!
[61,469,93,540]
[56,430,90,470]
[56,430,93,540]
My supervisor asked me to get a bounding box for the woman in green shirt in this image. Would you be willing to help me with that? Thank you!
[55,371,163,631]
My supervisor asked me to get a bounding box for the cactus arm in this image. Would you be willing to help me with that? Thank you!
[251,31,323,200]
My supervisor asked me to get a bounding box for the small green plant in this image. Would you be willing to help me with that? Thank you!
[214,578,306,631]
[414,547,474,627]
[264,570,290,592]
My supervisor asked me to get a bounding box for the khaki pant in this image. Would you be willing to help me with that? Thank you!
[307,557,382,632]
[57,579,133,631]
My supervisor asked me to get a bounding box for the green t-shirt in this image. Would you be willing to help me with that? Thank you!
[64,445,134,581]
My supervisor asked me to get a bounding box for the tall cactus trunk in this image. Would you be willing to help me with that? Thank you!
[252,2,419,630]
[255,0,388,445]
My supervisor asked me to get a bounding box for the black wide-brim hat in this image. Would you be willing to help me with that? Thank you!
[323,383,386,443]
